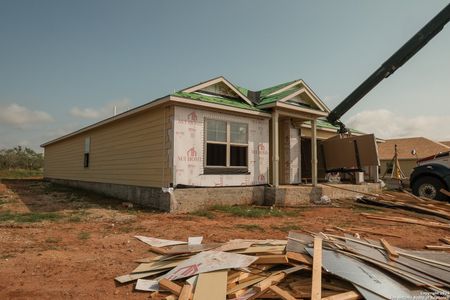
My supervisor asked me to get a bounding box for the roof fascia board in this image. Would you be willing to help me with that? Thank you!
[259,101,328,117]
[170,95,271,118]
[278,87,328,113]
[300,80,330,112]
[182,77,253,106]
[267,80,302,97]
[41,96,171,147]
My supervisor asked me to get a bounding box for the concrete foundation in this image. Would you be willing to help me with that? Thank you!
[45,178,381,212]
[45,178,171,211]
[172,186,265,212]
[265,183,382,207]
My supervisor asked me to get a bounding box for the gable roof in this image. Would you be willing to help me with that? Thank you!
[42,76,333,147]
[378,137,450,160]
[440,141,450,147]
[181,76,253,106]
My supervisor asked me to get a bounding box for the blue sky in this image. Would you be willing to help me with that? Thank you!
[1,0,449,151]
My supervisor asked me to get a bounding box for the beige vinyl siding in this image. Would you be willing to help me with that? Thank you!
[44,105,173,187]
[379,159,417,178]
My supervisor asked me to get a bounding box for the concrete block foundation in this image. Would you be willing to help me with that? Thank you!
[45,178,381,212]
[45,178,171,211]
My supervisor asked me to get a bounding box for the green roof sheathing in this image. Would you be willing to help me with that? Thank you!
[259,80,297,98]
[258,87,301,106]
[173,78,325,114]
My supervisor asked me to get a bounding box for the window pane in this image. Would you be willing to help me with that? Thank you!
[206,143,226,166]
[230,122,248,144]
[206,120,226,142]
[230,146,247,166]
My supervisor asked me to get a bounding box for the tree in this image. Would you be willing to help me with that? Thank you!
[0,146,43,170]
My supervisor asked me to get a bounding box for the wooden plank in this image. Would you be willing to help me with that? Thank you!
[286,251,312,265]
[268,285,296,300]
[439,237,450,245]
[311,237,322,300]
[380,238,399,260]
[114,270,165,284]
[255,255,288,264]
[178,284,193,300]
[253,272,286,292]
[131,260,180,273]
[327,234,450,268]
[425,245,450,250]
[440,188,450,197]
[361,213,450,229]
[159,278,182,296]
[193,270,227,300]
[227,276,265,296]
[321,291,362,300]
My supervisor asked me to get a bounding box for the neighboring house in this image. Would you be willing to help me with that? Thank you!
[41,76,377,211]
[378,137,450,177]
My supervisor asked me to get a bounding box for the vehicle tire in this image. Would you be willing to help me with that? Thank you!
[411,176,446,201]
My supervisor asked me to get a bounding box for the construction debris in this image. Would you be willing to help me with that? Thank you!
[115,232,450,299]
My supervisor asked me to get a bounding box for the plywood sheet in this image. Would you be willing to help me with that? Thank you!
[193,270,228,300]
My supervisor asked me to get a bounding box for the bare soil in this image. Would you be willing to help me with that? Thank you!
[0,179,448,299]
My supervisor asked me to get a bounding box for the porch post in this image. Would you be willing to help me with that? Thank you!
[272,111,279,187]
[311,119,318,186]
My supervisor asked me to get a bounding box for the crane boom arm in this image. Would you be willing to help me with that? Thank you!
[327,3,450,133]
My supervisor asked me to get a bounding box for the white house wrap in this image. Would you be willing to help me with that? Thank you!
[173,106,269,187]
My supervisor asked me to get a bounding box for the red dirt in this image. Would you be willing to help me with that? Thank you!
[0,179,448,299]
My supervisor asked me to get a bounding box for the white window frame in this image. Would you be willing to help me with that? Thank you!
[204,118,249,168]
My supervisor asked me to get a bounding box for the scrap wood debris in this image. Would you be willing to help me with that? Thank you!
[115,232,450,299]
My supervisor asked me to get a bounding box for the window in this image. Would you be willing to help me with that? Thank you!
[205,120,248,171]
[84,137,90,168]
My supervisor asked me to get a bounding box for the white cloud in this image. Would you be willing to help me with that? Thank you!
[70,98,131,119]
[346,109,450,141]
[0,103,54,127]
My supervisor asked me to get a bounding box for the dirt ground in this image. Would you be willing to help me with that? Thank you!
[0,179,448,299]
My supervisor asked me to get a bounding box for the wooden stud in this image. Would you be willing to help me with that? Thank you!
[256,255,289,264]
[440,188,450,197]
[253,272,286,292]
[178,284,193,300]
[286,251,312,265]
[311,237,322,300]
[159,278,182,296]
[425,245,450,250]
[268,285,296,300]
[380,238,399,260]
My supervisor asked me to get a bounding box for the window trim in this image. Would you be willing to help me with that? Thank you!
[84,137,91,169]
[204,118,249,169]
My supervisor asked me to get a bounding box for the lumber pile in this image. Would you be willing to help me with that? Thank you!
[356,192,450,221]
[115,232,450,299]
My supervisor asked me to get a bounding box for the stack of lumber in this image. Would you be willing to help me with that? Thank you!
[115,232,450,299]
[356,191,450,221]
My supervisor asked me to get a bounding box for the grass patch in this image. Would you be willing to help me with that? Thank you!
[211,205,295,218]
[0,199,7,206]
[352,205,382,213]
[271,224,302,232]
[0,211,62,223]
[78,231,91,240]
[45,237,61,243]
[190,210,215,219]
[235,224,264,232]
[67,210,89,223]
[0,169,43,179]
[1,254,15,259]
